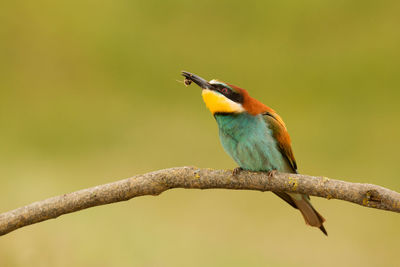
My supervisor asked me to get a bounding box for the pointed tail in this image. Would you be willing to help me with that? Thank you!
[288,193,327,235]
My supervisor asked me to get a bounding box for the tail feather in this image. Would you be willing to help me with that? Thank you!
[287,193,328,236]
[319,224,328,236]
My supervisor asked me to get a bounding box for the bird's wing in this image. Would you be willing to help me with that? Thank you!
[262,112,327,235]
[262,112,297,173]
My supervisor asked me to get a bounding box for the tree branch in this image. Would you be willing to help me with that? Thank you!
[1,166,399,236]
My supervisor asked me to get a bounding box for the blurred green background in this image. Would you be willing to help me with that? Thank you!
[1,0,400,266]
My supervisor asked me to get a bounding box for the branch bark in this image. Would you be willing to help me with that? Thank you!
[1,166,399,236]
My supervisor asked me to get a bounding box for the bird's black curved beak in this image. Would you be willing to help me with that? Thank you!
[181,71,214,90]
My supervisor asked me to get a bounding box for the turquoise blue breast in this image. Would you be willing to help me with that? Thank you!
[215,113,287,172]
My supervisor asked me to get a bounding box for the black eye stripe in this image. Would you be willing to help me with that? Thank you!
[212,84,243,104]
[229,92,244,104]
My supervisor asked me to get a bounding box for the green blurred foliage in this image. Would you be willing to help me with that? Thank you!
[1,0,400,266]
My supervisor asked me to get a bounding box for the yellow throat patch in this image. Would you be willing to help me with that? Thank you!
[201,89,244,114]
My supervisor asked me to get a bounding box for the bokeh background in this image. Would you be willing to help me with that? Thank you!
[1,0,400,266]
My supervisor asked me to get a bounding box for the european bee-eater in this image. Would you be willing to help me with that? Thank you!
[182,71,327,235]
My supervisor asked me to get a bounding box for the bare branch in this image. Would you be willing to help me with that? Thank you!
[1,166,399,236]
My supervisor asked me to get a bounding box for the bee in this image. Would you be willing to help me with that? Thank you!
[184,78,192,86]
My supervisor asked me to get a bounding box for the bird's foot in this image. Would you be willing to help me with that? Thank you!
[232,167,243,176]
[267,170,278,178]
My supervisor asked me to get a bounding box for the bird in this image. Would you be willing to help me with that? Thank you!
[181,71,327,235]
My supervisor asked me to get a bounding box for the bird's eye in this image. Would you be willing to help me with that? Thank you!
[221,87,229,94]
